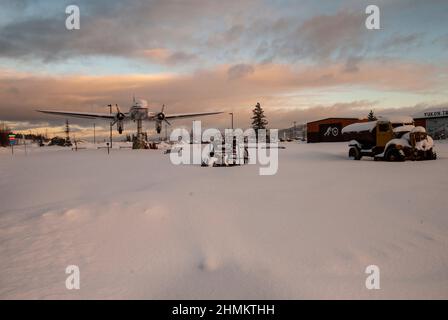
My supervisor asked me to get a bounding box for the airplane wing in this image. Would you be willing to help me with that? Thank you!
[37,110,117,120]
[164,111,223,120]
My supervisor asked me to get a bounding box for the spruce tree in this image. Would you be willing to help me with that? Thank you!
[367,110,377,121]
[251,102,268,132]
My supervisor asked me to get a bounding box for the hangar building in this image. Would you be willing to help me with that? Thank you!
[306,118,366,143]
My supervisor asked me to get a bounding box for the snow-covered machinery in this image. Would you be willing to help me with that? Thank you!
[202,139,249,167]
[342,117,437,161]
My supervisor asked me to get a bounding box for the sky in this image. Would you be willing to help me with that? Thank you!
[0,0,448,138]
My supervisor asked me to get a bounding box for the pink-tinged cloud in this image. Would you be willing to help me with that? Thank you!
[142,48,197,65]
[0,60,446,127]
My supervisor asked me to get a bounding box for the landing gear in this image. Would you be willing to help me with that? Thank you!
[132,119,146,149]
[117,120,124,134]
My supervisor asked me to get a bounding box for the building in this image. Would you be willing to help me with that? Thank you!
[307,118,366,143]
[278,124,306,141]
[413,108,448,140]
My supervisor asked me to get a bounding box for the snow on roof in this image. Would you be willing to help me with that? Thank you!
[306,117,361,124]
[342,121,377,134]
[377,115,414,124]
[393,125,415,133]
[411,126,426,133]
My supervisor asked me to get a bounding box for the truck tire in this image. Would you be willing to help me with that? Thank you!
[385,147,404,162]
[349,147,362,160]
[426,149,437,160]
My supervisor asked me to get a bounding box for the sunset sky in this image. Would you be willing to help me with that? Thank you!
[1,0,448,138]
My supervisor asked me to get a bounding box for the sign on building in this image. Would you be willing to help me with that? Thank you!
[8,134,16,145]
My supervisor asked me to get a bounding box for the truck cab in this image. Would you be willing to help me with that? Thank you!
[376,121,395,149]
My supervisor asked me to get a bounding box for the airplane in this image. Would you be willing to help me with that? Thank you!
[37,98,223,134]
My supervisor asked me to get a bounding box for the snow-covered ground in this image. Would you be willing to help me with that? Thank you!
[1,141,447,299]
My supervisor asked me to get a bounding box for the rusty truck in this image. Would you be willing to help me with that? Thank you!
[342,116,437,161]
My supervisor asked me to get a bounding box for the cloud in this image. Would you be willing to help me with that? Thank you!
[0,59,444,130]
[287,11,367,60]
[381,33,423,50]
[207,24,245,48]
[343,56,363,73]
[201,10,370,64]
[142,48,197,65]
[1,0,446,71]
[0,0,258,63]
[227,64,255,80]
[433,33,448,48]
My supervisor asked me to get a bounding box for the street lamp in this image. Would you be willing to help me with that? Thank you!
[293,121,297,140]
[108,104,113,148]
[229,112,234,129]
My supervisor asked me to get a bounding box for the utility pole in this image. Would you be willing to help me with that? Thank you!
[65,120,71,146]
[73,134,78,151]
[293,121,297,140]
[108,104,113,148]
[93,123,96,144]
[229,112,234,129]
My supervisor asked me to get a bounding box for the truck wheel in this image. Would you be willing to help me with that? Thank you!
[385,147,404,162]
[428,150,437,160]
[349,147,362,160]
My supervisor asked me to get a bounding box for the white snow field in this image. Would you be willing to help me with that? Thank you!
[1,142,447,299]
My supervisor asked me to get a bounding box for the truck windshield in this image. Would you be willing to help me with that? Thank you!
[378,123,389,132]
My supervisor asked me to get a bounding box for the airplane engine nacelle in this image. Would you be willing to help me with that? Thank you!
[117,120,124,134]
[156,121,162,134]
[157,112,165,121]
[114,111,126,134]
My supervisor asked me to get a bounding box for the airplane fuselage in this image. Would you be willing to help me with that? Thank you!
[128,106,150,121]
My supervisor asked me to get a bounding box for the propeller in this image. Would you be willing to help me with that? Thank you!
[155,104,170,134]
[156,104,171,126]
[111,104,126,125]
